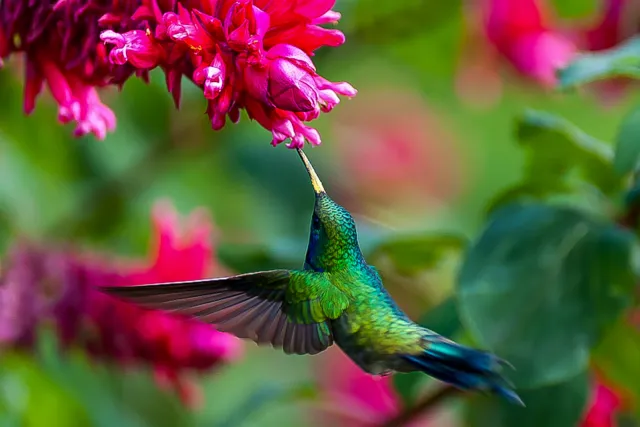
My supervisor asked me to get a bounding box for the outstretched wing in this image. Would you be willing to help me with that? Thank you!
[100,270,350,355]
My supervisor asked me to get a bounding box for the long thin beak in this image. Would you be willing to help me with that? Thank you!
[296,148,325,195]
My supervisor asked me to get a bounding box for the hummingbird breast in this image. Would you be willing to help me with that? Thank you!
[328,268,425,375]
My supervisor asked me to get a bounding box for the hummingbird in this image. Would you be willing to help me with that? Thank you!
[101,149,522,406]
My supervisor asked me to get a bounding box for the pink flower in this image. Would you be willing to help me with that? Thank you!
[314,348,444,427]
[0,0,137,139]
[333,89,464,212]
[458,0,640,104]
[583,0,636,52]
[581,380,622,427]
[481,0,577,87]
[99,0,356,148]
[0,200,242,406]
[578,0,640,104]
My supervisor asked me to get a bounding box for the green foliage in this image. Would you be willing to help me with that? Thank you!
[368,233,467,277]
[558,37,640,89]
[593,318,640,411]
[458,203,638,387]
[614,104,640,176]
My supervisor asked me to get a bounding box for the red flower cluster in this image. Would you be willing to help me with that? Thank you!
[99,0,356,147]
[0,201,241,406]
[0,0,129,138]
[0,0,355,146]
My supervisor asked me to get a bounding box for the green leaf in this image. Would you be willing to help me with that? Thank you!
[368,233,467,276]
[393,297,464,406]
[593,317,640,408]
[465,370,589,427]
[490,111,619,213]
[457,203,638,388]
[558,36,640,89]
[518,110,617,192]
[614,103,640,176]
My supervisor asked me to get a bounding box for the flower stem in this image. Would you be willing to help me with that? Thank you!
[380,384,461,427]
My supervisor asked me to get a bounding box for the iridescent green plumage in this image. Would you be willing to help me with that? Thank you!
[101,149,523,406]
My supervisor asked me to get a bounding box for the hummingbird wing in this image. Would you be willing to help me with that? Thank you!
[100,270,349,356]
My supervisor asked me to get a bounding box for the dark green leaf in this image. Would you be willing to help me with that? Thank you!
[465,370,589,427]
[368,233,467,276]
[558,37,640,89]
[457,203,638,387]
[394,297,464,406]
[592,317,640,408]
[614,103,640,176]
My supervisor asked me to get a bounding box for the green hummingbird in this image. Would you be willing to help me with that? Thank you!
[101,149,522,406]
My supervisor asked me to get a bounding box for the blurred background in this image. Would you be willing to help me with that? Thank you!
[1,0,639,426]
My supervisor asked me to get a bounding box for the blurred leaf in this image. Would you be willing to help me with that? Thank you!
[550,0,598,19]
[592,317,640,408]
[0,351,90,427]
[465,370,589,427]
[558,36,640,89]
[216,382,318,427]
[418,296,463,339]
[344,0,461,45]
[457,203,638,388]
[614,103,640,176]
[393,297,463,406]
[518,110,616,192]
[618,411,640,427]
[36,329,191,427]
[217,239,303,272]
[489,110,619,213]
[368,233,467,276]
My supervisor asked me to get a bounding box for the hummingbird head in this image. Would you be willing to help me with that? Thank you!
[297,149,360,269]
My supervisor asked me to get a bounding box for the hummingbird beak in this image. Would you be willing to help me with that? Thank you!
[296,148,325,195]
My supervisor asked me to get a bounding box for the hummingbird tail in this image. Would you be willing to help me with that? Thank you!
[402,339,523,406]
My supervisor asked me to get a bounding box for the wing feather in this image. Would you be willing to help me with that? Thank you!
[101,269,345,355]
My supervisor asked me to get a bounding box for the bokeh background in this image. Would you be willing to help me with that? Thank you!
[1,0,639,426]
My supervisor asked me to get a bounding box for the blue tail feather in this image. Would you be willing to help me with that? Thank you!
[402,339,523,406]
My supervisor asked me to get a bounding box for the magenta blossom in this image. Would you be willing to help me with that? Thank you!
[314,348,449,427]
[99,0,356,148]
[481,0,577,87]
[0,200,241,406]
[578,0,640,103]
[581,379,623,427]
